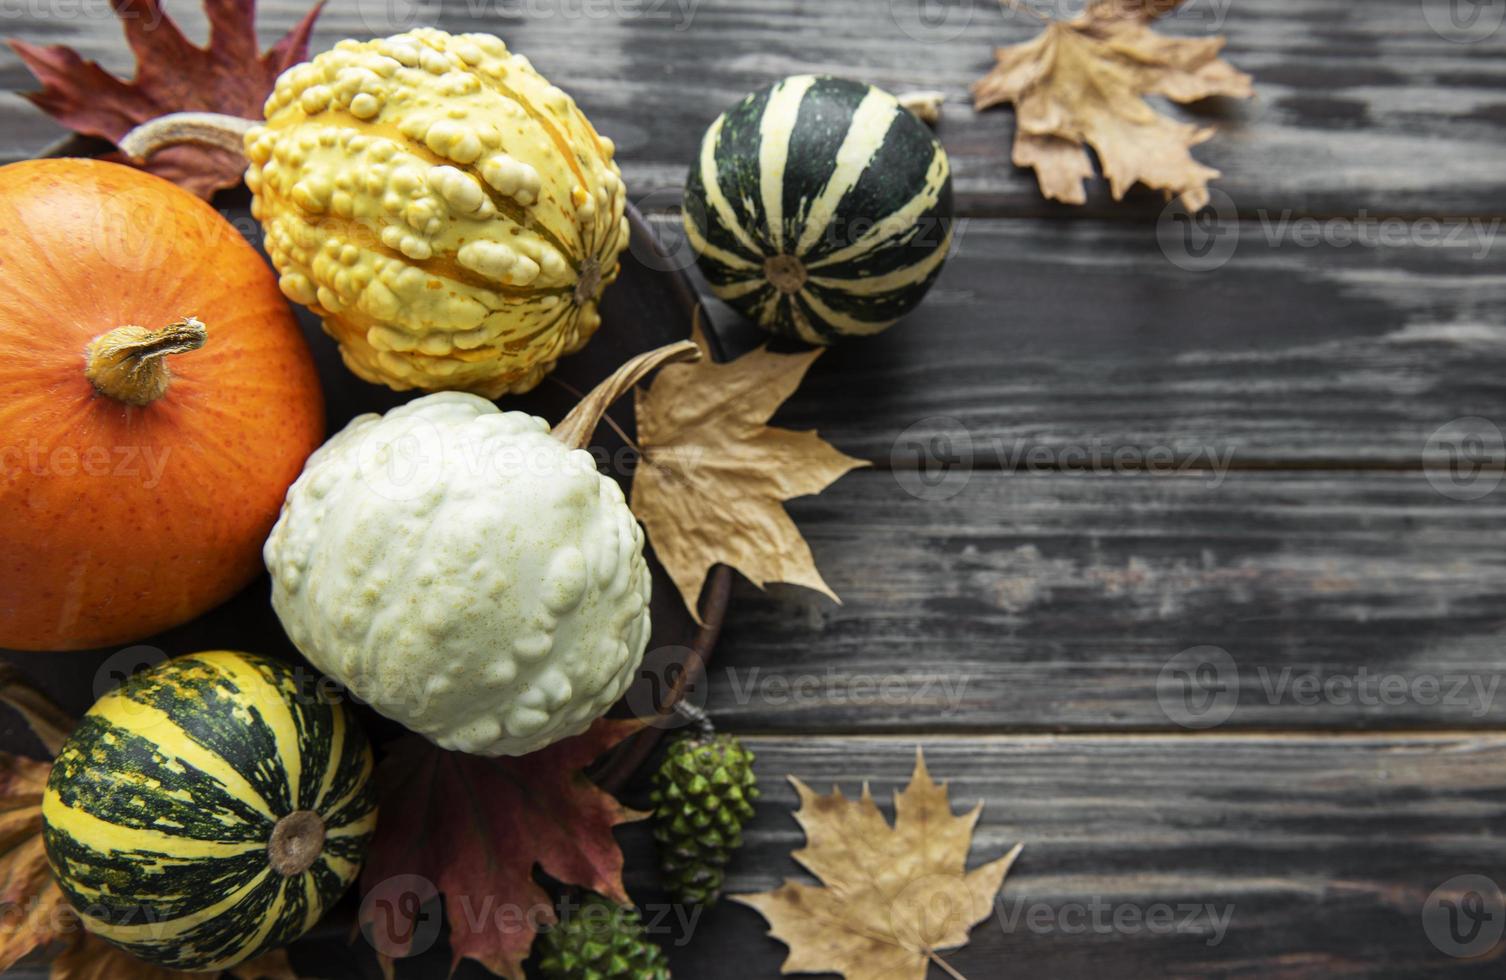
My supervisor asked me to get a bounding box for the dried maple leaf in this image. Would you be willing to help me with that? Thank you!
[632,322,868,622]
[0,754,67,972]
[973,0,1252,210]
[736,749,1022,980]
[9,0,324,198]
[359,719,647,980]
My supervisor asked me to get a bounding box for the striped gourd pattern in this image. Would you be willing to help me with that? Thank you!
[43,651,376,971]
[683,75,954,342]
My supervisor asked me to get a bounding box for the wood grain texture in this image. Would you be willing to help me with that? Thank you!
[699,469,1506,732]
[651,213,1506,465]
[619,735,1506,980]
[2,0,1504,216]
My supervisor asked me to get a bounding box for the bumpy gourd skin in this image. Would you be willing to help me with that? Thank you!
[246,29,629,397]
[264,393,652,756]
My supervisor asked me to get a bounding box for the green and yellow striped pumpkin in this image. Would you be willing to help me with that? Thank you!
[683,74,954,343]
[42,651,377,971]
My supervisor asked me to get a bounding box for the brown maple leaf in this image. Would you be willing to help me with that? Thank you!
[359,719,647,980]
[0,754,67,973]
[736,749,1022,980]
[973,0,1252,210]
[9,0,324,198]
[631,322,868,623]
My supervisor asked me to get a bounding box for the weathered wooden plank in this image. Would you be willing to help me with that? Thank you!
[650,213,1506,465]
[695,469,1506,732]
[1,0,1504,216]
[617,734,1506,979]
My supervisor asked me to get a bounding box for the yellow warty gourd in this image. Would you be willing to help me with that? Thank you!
[244,29,629,397]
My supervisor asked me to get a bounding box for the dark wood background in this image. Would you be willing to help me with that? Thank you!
[4,0,1506,976]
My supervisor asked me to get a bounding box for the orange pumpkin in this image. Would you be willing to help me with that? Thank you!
[0,159,324,651]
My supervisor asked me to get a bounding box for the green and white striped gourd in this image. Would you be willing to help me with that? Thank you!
[682,74,953,343]
[42,651,377,972]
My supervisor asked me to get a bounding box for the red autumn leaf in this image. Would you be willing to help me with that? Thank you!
[359,719,647,979]
[8,0,324,198]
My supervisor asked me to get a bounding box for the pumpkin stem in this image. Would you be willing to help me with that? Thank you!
[118,112,256,163]
[551,340,701,450]
[85,318,207,407]
[764,254,808,294]
[267,810,326,876]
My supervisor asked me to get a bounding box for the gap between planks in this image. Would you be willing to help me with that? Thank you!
[725,730,1506,743]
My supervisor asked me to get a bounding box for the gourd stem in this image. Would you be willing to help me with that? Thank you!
[85,317,207,407]
[118,112,256,163]
[267,810,326,876]
[897,90,945,126]
[551,340,701,450]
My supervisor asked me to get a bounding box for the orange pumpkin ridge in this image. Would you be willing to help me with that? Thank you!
[0,158,324,651]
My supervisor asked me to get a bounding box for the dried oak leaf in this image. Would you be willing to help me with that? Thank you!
[0,754,67,972]
[359,719,647,980]
[736,749,1023,980]
[9,0,324,199]
[973,0,1252,210]
[632,323,868,622]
